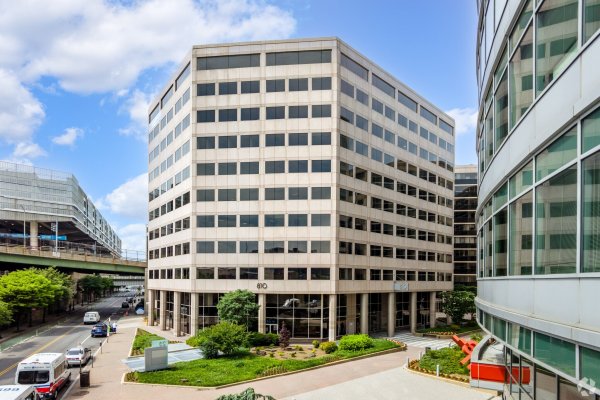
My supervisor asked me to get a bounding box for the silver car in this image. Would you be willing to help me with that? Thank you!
[66,346,91,367]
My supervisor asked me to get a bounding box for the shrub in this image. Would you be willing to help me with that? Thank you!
[278,322,291,348]
[247,332,278,347]
[312,340,320,349]
[216,388,275,400]
[339,334,374,351]
[187,322,247,358]
[320,341,338,354]
[470,333,483,342]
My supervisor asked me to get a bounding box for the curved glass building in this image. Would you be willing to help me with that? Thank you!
[476,0,600,398]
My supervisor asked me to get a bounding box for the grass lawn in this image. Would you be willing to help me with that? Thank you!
[131,329,167,356]
[417,322,480,335]
[131,339,399,387]
[418,346,470,376]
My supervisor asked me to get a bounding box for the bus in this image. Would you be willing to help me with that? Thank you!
[0,385,38,400]
[15,353,71,399]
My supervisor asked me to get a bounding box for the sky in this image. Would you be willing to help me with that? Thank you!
[0,0,479,252]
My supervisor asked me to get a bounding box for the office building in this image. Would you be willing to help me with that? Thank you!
[146,38,456,341]
[475,0,600,397]
[454,165,478,287]
[0,161,122,256]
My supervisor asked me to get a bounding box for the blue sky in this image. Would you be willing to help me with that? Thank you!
[0,0,478,252]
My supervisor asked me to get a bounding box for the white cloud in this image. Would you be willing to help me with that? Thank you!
[0,69,45,144]
[101,173,148,220]
[116,223,147,253]
[12,142,47,160]
[445,107,478,136]
[119,90,154,140]
[52,127,83,147]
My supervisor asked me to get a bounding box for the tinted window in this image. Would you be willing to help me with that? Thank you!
[197,83,215,96]
[312,132,331,145]
[266,133,285,146]
[197,54,260,70]
[240,161,259,174]
[197,136,215,149]
[312,187,331,199]
[266,50,331,65]
[266,79,285,92]
[265,161,285,173]
[312,105,331,118]
[218,135,237,148]
[289,160,308,173]
[312,77,332,90]
[265,187,285,200]
[197,110,215,123]
[218,162,237,175]
[289,78,308,91]
[240,134,259,147]
[219,109,237,122]
[219,82,237,95]
[240,188,258,201]
[266,106,285,119]
[289,133,308,146]
[312,160,331,172]
[289,106,308,118]
[241,80,260,94]
[197,163,215,175]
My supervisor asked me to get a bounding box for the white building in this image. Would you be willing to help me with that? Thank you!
[146,37,456,341]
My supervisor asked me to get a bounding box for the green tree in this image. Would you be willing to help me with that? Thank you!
[216,290,259,329]
[79,275,111,302]
[441,290,476,324]
[188,322,247,358]
[30,267,74,318]
[0,270,55,330]
[0,301,13,332]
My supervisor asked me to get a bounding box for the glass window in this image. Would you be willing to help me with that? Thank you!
[264,241,284,253]
[197,189,214,202]
[288,214,307,226]
[311,214,330,226]
[265,214,284,227]
[196,215,214,227]
[534,332,576,376]
[536,0,579,94]
[312,104,331,118]
[289,78,308,91]
[240,162,259,175]
[196,241,214,253]
[218,135,237,149]
[197,54,259,70]
[340,107,354,124]
[265,187,285,200]
[398,91,418,112]
[583,107,600,153]
[240,188,258,201]
[580,346,600,389]
[535,165,577,274]
[266,79,285,92]
[312,160,331,172]
[341,79,354,97]
[340,53,368,80]
[288,268,307,280]
[494,208,508,276]
[536,127,577,181]
[312,187,331,199]
[240,107,259,121]
[289,160,308,173]
[218,109,237,122]
[312,77,332,90]
[266,50,331,66]
[312,132,331,145]
[219,82,237,95]
[218,215,236,227]
[240,215,258,227]
[197,83,215,96]
[311,241,330,253]
[288,241,307,253]
[265,161,285,173]
[196,267,214,279]
[584,0,600,42]
[266,106,285,119]
[289,187,308,200]
[218,266,236,277]
[356,141,368,156]
[311,268,330,280]
[241,80,260,94]
[509,25,534,128]
[356,115,368,130]
[240,267,258,278]
[583,152,600,272]
[289,132,308,146]
[289,106,308,119]
[265,268,284,280]
[372,74,395,98]
[356,88,369,105]
[494,71,508,149]
[197,136,215,149]
[240,134,259,148]
[197,163,215,176]
[266,133,285,146]
[509,160,533,198]
[509,190,533,275]
[197,110,215,123]
[218,189,236,201]
[218,162,237,175]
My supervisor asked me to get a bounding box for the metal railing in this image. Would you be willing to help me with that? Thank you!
[0,239,146,263]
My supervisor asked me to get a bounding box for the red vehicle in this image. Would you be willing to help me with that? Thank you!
[15,353,71,399]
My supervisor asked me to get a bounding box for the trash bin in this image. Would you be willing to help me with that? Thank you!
[425,346,431,353]
[80,370,90,388]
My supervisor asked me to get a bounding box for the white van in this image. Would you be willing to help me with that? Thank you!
[83,311,100,325]
[15,353,71,399]
[0,385,38,400]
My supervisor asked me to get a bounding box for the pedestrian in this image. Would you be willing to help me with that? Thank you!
[111,321,117,333]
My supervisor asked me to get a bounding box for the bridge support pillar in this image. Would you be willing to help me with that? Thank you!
[148,289,155,326]
[430,291,437,329]
[159,290,167,330]
[174,291,181,336]
[410,292,417,333]
[190,292,198,336]
[30,221,38,249]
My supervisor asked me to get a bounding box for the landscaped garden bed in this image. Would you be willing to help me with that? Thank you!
[127,331,404,387]
[408,345,471,383]
[130,329,175,356]
[415,322,481,338]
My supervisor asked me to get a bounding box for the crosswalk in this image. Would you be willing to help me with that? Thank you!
[389,331,454,350]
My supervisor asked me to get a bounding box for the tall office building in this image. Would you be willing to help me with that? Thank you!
[453,165,478,287]
[475,0,600,397]
[146,38,456,341]
[0,161,121,255]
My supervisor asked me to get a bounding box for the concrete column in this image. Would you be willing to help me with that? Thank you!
[190,292,198,336]
[360,293,369,334]
[430,291,437,329]
[387,293,396,338]
[328,294,337,342]
[147,289,155,326]
[30,221,38,249]
[174,291,181,336]
[258,293,266,334]
[159,290,167,330]
[410,292,417,333]
[346,294,357,334]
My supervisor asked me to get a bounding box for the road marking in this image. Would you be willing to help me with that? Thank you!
[0,325,81,378]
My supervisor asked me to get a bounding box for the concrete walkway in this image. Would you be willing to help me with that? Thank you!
[64,318,497,400]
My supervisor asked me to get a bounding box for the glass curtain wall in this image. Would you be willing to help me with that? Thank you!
[265,294,329,339]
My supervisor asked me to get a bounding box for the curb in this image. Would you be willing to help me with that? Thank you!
[404,364,471,387]
[122,345,407,389]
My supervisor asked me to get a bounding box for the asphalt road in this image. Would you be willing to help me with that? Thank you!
[0,292,138,398]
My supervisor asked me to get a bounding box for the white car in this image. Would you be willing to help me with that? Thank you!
[83,311,100,325]
[65,347,91,367]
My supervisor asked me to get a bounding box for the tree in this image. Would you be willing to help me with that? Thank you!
[216,290,259,330]
[79,275,111,302]
[441,290,476,324]
[0,270,55,330]
[188,322,247,358]
[29,267,74,318]
[0,301,13,333]
[278,321,290,348]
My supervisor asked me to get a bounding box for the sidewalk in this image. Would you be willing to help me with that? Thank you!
[64,319,496,400]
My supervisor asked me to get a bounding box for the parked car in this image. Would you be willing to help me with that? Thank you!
[90,323,108,338]
[66,346,91,367]
[83,311,100,325]
[121,302,130,308]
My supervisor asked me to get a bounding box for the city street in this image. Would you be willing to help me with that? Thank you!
[0,293,133,398]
